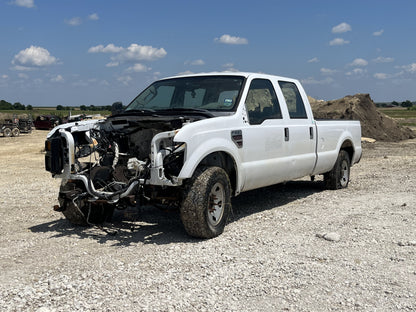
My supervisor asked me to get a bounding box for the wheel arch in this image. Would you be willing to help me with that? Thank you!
[177,139,242,196]
[340,139,355,163]
[198,151,238,196]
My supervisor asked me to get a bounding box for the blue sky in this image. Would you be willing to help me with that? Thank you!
[1,0,415,107]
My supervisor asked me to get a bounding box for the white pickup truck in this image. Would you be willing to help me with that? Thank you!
[45,72,362,238]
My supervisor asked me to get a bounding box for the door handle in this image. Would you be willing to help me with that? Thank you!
[284,127,289,141]
[309,126,314,139]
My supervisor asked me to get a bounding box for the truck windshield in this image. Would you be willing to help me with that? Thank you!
[125,76,245,112]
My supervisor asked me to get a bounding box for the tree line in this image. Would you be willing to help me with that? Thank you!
[0,100,33,110]
[1,100,124,112]
[377,100,415,108]
[391,100,414,108]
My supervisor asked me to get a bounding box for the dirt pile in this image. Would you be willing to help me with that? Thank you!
[310,93,415,141]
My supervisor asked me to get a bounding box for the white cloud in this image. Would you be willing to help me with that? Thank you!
[12,46,58,69]
[51,75,64,82]
[88,13,99,21]
[222,67,240,72]
[106,61,119,67]
[301,77,334,85]
[126,63,149,72]
[221,63,239,72]
[329,38,350,46]
[65,17,82,26]
[117,44,167,61]
[348,58,368,67]
[11,0,35,8]
[307,57,319,63]
[117,75,133,86]
[18,73,29,79]
[1,74,8,79]
[332,22,351,34]
[320,68,337,75]
[401,63,416,73]
[88,44,123,53]
[346,68,367,76]
[89,43,167,62]
[373,56,394,63]
[374,73,389,79]
[373,29,384,36]
[186,59,205,66]
[215,34,248,45]
[177,70,194,76]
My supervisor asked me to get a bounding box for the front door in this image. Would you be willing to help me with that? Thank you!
[240,78,291,191]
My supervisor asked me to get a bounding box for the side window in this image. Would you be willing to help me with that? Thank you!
[279,81,307,119]
[245,79,282,125]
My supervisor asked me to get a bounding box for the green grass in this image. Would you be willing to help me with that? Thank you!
[378,108,416,118]
[378,108,416,127]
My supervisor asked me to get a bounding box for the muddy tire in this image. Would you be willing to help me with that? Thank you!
[180,166,231,238]
[59,182,114,225]
[324,150,351,190]
[11,128,20,137]
[3,128,12,137]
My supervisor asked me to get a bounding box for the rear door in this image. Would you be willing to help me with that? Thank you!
[277,80,316,179]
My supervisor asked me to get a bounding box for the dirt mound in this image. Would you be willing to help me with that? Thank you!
[310,94,415,141]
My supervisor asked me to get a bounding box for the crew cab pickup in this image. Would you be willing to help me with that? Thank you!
[45,72,362,238]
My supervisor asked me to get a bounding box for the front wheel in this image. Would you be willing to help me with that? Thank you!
[59,182,114,225]
[3,128,12,137]
[180,167,231,238]
[324,150,351,190]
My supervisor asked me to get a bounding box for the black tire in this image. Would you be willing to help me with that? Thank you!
[11,128,20,137]
[180,166,231,238]
[59,182,114,225]
[324,150,351,190]
[3,127,12,137]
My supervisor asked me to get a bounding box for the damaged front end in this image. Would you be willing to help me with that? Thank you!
[45,116,187,225]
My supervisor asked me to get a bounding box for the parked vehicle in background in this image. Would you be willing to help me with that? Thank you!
[45,72,362,238]
[34,115,62,130]
[0,116,32,137]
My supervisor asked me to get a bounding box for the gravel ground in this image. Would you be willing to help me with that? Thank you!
[0,130,415,312]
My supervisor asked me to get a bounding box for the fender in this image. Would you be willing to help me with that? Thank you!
[176,136,244,194]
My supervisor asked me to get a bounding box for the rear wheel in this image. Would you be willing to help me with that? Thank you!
[180,166,231,238]
[11,128,20,137]
[324,150,351,189]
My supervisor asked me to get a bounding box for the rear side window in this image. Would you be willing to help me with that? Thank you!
[279,81,307,119]
[245,79,282,125]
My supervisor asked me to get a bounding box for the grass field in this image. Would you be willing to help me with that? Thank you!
[378,107,416,118]
[378,107,416,127]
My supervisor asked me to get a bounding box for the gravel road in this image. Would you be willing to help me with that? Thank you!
[0,130,415,312]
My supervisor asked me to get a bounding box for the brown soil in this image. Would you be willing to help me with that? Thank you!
[310,94,416,141]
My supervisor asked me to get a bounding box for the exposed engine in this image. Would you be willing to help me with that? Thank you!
[44,114,199,223]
